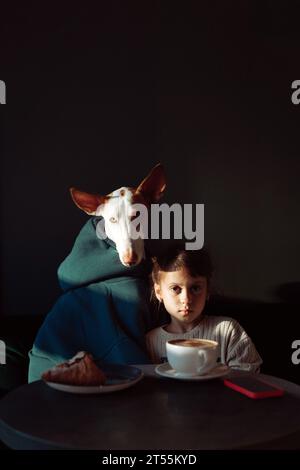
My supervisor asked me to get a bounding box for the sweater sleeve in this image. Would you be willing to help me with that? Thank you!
[145,327,168,364]
[225,319,263,373]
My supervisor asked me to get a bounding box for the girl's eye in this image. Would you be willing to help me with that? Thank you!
[171,286,181,294]
[109,217,117,223]
[192,285,202,294]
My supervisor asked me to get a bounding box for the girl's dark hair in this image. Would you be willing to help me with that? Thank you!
[151,245,213,287]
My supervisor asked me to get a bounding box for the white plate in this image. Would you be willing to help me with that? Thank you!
[44,364,144,394]
[155,363,230,381]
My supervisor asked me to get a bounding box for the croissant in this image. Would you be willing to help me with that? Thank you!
[42,351,106,386]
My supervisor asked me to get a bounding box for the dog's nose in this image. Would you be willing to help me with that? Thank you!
[122,251,138,266]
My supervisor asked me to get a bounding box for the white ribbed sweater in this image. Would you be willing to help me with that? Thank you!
[146,315,263,373]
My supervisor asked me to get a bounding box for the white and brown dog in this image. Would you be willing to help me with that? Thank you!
[70,163,166,267]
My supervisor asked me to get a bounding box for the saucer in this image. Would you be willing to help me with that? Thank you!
[155,363,230,381]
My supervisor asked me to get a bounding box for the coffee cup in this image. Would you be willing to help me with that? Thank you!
[166,338,219,376]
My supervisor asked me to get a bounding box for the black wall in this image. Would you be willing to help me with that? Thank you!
[1,2,300,380]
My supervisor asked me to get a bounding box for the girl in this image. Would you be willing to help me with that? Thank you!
[146,247,262,372]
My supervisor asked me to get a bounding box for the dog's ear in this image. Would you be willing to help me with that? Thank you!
[70,188,106,215]
[135,163,166,203]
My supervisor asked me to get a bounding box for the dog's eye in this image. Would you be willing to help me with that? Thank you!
[109,217,117,223]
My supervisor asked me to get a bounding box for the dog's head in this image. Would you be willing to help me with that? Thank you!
[70,163,166,267]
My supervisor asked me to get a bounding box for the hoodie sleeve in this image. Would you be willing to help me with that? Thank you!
[28,292,86,382]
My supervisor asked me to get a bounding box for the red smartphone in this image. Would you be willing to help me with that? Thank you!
[223,376,285,399]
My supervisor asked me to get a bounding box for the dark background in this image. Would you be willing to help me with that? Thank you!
[1,1,299,382]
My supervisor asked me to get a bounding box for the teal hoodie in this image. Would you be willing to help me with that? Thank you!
[28,217,167,382]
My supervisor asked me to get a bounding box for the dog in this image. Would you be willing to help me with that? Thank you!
[28,164,168,381]
[69,163,166,267]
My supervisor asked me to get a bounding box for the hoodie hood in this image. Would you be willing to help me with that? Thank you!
[58,217,152,292]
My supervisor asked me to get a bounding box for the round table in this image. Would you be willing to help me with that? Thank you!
[1,365,300,450]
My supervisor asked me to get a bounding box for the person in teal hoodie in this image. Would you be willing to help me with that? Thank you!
[28,216,169,382]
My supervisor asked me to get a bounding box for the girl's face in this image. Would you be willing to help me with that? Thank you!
[154,267,208,328]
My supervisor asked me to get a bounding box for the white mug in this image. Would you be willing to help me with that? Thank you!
[166,338,219,377]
